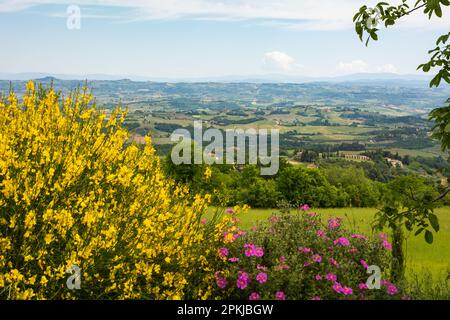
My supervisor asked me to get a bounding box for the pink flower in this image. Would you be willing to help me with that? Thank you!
[238,271,249,280]
[216,278,227,289]
[254,247,264,257]
[275,291,286,300]
[328,218,341,229]
[351,234,368,241]
[349,248,358,253]
[382,240,392,250]
[249,292,261,300]
[256,273,268,284]
[386,284,398,296]
[298,247,312,254]
[237,271,250,288]
[330,258,339,267]
[200,218,207,225]
[381,279,398,296]
[275,263,290,271]
[360,260,369,269]
[218,247,229,258]
[310,296,321,300]
[225,208,234,213]
[332,282,343,293]
[359,283,368,290]
[276,256,289,270]
[269,215,280,224]
[251,226,257,232]
[326,273,337,282]
[244,244,255,257]
[303,262,310,267]
[334,237,350,246]
[379,233,388,241]
[236,277,249,290]
[299,204,311,211]
[316,229,326,238]
[244,244,264,257]
[312,254,322,263]
[233,231,245,241]
[307,211,317,217]
[315,275,323,281]
[256,264,268,271]
[342,287,353,295]
[228,257,239,262]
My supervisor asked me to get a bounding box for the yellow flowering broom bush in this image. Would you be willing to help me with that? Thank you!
[0,81,232,300]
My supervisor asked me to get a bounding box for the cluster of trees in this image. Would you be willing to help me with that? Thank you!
[210,116,263,125]
[362,150,410,164]
[343,111,425,127]
[163,156,389,208]
[162,138,449,209]
[319,157,399,182]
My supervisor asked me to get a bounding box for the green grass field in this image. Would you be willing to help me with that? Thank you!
[210,207,450,279]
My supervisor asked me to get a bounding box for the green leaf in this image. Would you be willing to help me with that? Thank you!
[429,213,440,232]
[445,123,450,133]
[425,230,434,244]
[430,73,442,87]
[437,34,449,45]
[405,220,412,231]
[414,227,425,236]
[385,19,395,26]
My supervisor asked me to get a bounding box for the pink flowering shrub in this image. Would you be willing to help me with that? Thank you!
[212,209,401,300]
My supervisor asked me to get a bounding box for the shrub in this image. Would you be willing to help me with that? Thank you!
[276,166,346,207]
[212,209,401,300]
[0,82,229,300]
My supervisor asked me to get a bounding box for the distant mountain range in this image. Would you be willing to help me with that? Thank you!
[2,75,447,113]
[0,72,434,85]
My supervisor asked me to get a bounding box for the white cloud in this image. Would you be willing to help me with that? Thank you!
[376,63,398,73]
[263,51,302,73]
[337,60,369,73]
[337,60,399,74]
[0,0,449,30]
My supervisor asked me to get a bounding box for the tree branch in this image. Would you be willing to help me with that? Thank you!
[431,185,450,203]
[402,3,427,17]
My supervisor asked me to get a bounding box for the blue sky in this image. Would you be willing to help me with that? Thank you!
[0,0,449,78]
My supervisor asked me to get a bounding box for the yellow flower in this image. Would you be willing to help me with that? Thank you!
[40,276,48,286]
[0,81,230,300]
[203,167,212,180]
[44,234,53,245]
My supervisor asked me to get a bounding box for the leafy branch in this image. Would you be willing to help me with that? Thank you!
[354,0,449,46]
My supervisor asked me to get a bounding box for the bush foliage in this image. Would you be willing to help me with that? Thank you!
[0,82,231,299]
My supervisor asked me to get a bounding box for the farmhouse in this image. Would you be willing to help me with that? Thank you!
[385,158,404,168]
[343,154,371,161]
